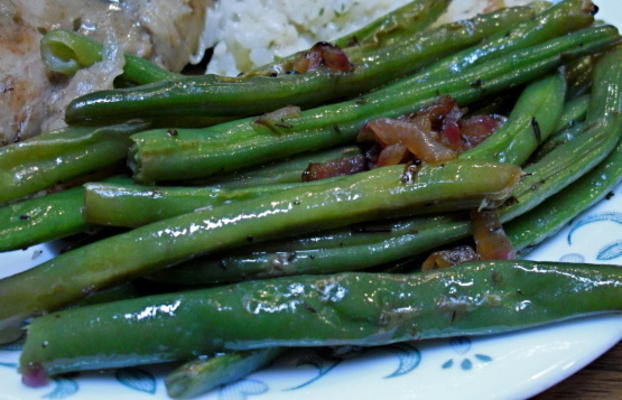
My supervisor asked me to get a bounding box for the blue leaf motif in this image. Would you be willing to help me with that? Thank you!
[559,253,585,263]
[449,337,471,355]
[441,359,453,369]
[0,361,17,369]
[460,358,473,371]
[383,343,421,379]
[43,377,79,399]
[283,351,341,391]
[567,212,622,245]
[474,354,493,362]
[219,379,269,400]
[115,367,156,394]
[597,240,622,261]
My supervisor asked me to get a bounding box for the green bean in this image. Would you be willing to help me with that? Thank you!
[129,25,616,183]
[0,161,521,334]
[153,49,622,285]
[555,93,590,131]
[0,177,131,252]
[565,55,596,98]
[533,120,587,162]
[40,30,178,85]
[195,146,362,189]
[84,181,317,228]
[460,73,566,165]
[166,349,283,399]
[334,0,450,49]
[0,122,147,204]
[66,5,543,126]
[19,261,622,377]
[0,187,86,252]
[149,215,471,285]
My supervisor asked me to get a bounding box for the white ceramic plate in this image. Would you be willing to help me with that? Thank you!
[1,1,622,399]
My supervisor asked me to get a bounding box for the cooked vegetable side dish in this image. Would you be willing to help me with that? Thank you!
[1,0,621,399]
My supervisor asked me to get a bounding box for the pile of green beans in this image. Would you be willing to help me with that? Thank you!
[129,25,616,182]
[1,1,622,398]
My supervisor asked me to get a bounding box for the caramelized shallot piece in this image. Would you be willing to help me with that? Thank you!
[376,143,409,167]
[421,245,480,271]
[459,115,504,148]
[363,117,458,164]
[471,209,515,260]
[357,96,503,166]
[302,154,367,182]
[293,42,353,74]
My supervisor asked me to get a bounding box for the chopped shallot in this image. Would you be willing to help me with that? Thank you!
[302,154,367,182]
[293,42,353,74]
[471,209,516,260]
[357,96,503,166]
[421,245,480,271]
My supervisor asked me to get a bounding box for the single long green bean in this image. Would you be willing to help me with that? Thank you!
[84,180,322,228]
[0,187,86,252]
[166,349,284,399]
[40,30,178,84]
[129,25,616,183]
[0,122,147,204]
[66,5,543,125]
[0,177,131,252]
[0,161,521,334]
[20,261,622,377]
[334,0,450,49]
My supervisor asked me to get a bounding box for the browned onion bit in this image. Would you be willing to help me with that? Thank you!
[421,245,480,272]
[357,96,503,165]
[302,154,368,182]
[293,42,354,74]
[471,209,516,260]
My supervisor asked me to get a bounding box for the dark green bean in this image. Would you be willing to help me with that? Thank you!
[129,25,616,183]
[0,122,147,204]
[334,0,450,49]
[166,349,283,399]
[20,261,622,377]
[555,93,590,131]
[0,177,131,252]
[84,181,313,228]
